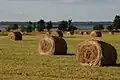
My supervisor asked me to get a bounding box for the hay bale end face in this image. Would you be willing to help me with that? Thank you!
[38,34,67,55]
[76,40,117,66]
[50,31,63,37]
[90,31,102,37]
[8,31,22,40]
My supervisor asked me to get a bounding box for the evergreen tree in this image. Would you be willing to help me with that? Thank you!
[46,21,53,31]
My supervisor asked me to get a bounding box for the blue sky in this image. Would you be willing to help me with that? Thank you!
[0,0,120,21]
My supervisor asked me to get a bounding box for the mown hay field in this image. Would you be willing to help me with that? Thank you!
[0,34,120,80]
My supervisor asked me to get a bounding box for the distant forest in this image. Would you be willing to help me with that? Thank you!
[0,21,113,26]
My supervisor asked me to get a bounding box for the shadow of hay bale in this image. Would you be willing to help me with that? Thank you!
[55,53,75,56]
[103,64,120,67]
[99,41,117,66]
[63,36,77,38]
[22,39,35,41]
[76,40,117,67]
[53,36,67,55]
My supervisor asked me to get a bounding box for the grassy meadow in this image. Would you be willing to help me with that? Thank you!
[0,33,120,80]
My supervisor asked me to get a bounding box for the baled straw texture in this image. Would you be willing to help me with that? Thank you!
[8,31,22,40]
[90,31,102,37]
[38,34,67,55]
[50,30,63,37]
[76,40,117,66]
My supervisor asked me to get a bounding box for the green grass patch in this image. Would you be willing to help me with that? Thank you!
[0,34,120,80]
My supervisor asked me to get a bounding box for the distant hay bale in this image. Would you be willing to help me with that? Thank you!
[43,29,48,32]
[66,32,71,35]
[38,34,67,55]
[83,32,88,35]
[109,31,114,35]
[90,31,102,37]
[66,31,74,35]
[70,31,74,35]
[8,31,22,40]
[76,40,117,66]
[50,30,63,37]
[79,31,84,35]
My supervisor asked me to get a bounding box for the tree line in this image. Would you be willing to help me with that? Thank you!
[5,15,120,32]
[93,15,120,31]
[5,19,77,32]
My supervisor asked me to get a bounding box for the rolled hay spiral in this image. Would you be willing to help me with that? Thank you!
[38,34,67,55]
[90,31,102,37]
[76,40,117,66]
[8,31,22,40]
[50,30,63,37]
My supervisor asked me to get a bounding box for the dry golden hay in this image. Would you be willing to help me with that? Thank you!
[83,32,89,35]
[109,31,114,35]
[50,30,63,37]
[90,31,102,37]
[45,31,50,35]
[76,40,117,66]
[8,31,22,40]
[38,34,67,55]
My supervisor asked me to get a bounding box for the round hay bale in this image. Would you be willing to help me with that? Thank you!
[90,31,102,37]
[70,30,74,35]
[76,40,117,66]
[80,31,84,35]
[109,31,114,35]
[38,34,67,55]
[66,31,71,35]
[8,31,22,40]
[50,30,63,37]
[83,32,88,35]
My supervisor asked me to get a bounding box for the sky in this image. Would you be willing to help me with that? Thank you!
[0,0,120,22]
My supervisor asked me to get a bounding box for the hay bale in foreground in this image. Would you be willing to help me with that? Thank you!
[76,40,117,66]
[90,31,102,37]
[38,34,67,55]
[50,30,63,37]
[8,31,22,40]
